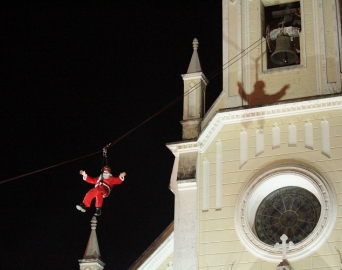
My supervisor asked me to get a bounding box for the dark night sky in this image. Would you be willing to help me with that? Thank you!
[0,2,222,269]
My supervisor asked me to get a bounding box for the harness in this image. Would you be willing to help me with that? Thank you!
[95,177,112,198]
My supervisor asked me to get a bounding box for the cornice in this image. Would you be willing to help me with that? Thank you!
[78,258,105,267]
[166,140,199,154]
[181,72,209,84]
[199,95,342,153]
[177,179,197,190]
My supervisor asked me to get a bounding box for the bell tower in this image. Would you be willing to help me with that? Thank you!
[223,0,342,109]
[181,38,208,140]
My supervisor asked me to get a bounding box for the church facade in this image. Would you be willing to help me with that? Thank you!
[131,0,342,269]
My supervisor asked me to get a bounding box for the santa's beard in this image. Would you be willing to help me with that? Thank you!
[103,172,111,179]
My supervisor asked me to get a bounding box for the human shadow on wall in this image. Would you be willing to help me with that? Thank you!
[237,80,290,130]
[237,81,289,107]
[222,33,290,128]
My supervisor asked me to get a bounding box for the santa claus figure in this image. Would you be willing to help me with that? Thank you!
[76,166,126,216]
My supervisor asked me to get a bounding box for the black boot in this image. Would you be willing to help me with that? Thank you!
[76,203,87,212]
[95,208,102,216]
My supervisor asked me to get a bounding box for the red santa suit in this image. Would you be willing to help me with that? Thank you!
[82,174,124,208]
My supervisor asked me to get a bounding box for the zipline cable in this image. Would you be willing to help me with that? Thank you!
[0,38,264,185]
[106,37,264,150]
[0,151,102,184]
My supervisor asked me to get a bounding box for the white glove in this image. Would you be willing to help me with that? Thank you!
[119,172,126,180]
[79,170,87,177]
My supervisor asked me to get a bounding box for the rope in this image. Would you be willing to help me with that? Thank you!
[104,37,264,151]
[0,38,264,185]
[0,150,102,184]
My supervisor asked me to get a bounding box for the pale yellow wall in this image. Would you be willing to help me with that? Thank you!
[156,253,174,270]
[197,108,342,269]
[224,0,342,108]
[201,91,226,129]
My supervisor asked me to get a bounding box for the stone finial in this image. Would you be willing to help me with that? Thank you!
[186,38,202,73]
[192,38,199,50]
[91,216,97,230]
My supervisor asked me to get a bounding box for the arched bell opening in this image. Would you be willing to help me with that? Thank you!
[264,1,301,69]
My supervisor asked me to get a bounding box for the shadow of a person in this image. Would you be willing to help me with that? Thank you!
[238,81,290,107]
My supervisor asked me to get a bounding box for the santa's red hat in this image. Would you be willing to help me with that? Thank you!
[103,166,111,173]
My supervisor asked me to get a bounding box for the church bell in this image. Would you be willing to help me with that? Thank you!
[271,35,298,66]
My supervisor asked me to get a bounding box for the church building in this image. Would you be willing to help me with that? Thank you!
[130,0,342,269]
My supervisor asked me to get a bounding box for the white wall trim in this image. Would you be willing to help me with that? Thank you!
[203,159,209,211]
[215,140,222,210]
[198,95,342,152]
[167,141,199,154]
[137,232,174,270]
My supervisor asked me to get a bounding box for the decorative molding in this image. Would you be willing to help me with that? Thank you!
[199,96,342,152]
[181,72,208,84]
[177,179,196,185]
[240,129,248,168]
[336,0,342,73]
[244,0,251,98]
[256,126,264,156]
[274,234,294,261]
[272,123,280,149]
[305,120,314,150]
[288,122,297,147]
[321,117,330,157]
[313,0,324,91]
[235,162,337,262]
[166,141,199,154]
[178,180,197,190]
[203,158,209,211]
[216,140,222,210]
[78,259,105,269]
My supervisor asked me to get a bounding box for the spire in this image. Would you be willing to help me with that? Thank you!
[181,38,208,140]
[84,216,101,259]
[187,38,202,74]
[79,216,105,270]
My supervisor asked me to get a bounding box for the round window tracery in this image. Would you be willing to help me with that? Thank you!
[234,164,337,262]
[255,186,321,245]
